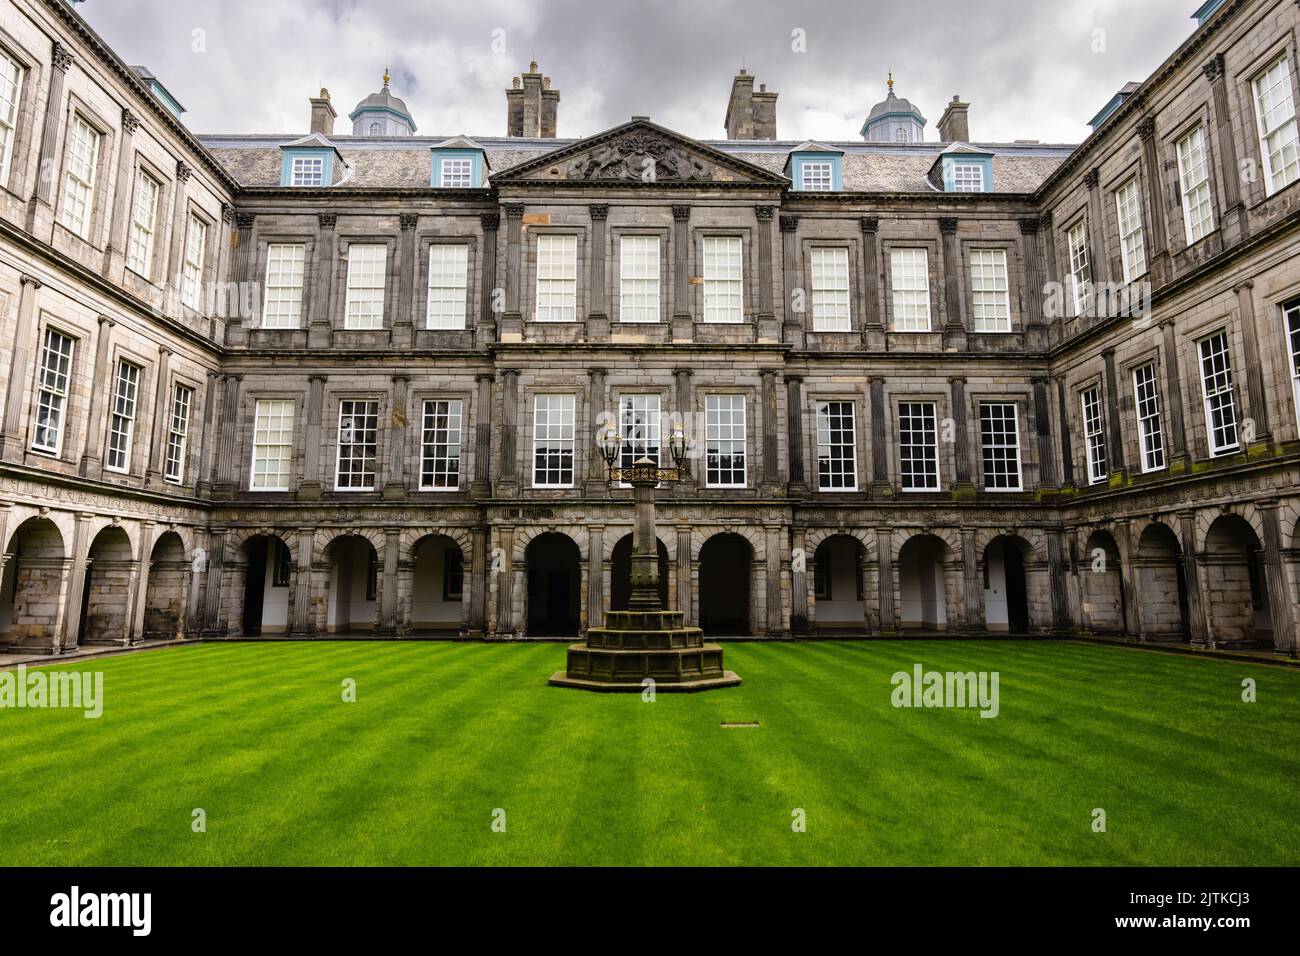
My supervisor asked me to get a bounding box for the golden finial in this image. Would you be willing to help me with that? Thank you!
[887,69,894,94]
[383,67,390,89]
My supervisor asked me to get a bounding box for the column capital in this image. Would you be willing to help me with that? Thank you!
[672,204,691,222]
[1039,211,1053,229]
[121,108,141,135]
[1136,115,1156,141]
[1082,167,1100,191]
[317,213,336,229]
[1202,52,1226,82]
[779,214,799,233]
[948,375,967,386]
[1018,217,1040,235]
[783,373,803,384]
[859,216,879,234]
[938,217,958,235]
[754,205,775,221]
[588,203,609,221]
[399,213,419,231]
[1234,279,1255,293]
[220,202,235,224]
[391,373,410,385]
[476,371,496,383]
[588,366,607,378]
[504,202,526,219]
[19,274,42,290]
[51,41,73,73]
[308,373,328,384]
[480,212,501,231]
[236,212,256,230]
[176,160,193,183]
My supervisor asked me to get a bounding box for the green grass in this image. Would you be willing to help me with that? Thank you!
[1,640,1297,866]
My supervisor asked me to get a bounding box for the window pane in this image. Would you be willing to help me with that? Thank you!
[344,244,387,329]
[426,244,469,329]
[1198,331,1238,455]
[1253,55,1300,194]
[126,171,159,276]
[533,394,575,486]
[810,247,851,331]
[969,249,1010,332]
[705,394,746,487]
[32,330,75,454]
[979,402,1021,489]
[335,399,380,489]
[1080,386,1107,484]
[898,401,939,490]
[106,360,140,472]
[263,244,306,328]
[251,400,295,490]
[1132,362,1165,473]
[60,115,100,239]
[890,248,930,331]
[816,400,857,490]
[619,235,660,323]
[1177,126,1215,244]
[1115,178,1147,282]
[535,235,577,322]
[420,399,462,489]
[702,237,743,323]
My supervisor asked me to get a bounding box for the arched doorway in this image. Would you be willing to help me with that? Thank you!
[1136,522,1188,641]
[326,535,378,634]
[898,534,948,631]
[411,534,464,634]
[983,535,1031,633]
[1204,515,1270,647]
[526,533,581,636]
[1082,530,1125,634]
[0,517,66,648]
[143,531,189,641]
[79,526,134,645]
[699,533,752,636]
[610,534,669,612]
[813,534,866,633]
[241,534,292,636]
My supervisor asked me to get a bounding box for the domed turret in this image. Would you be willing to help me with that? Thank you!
[350,68,417,136]
[861,71,926,143]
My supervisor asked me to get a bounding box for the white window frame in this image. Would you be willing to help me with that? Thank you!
[0,49,23,188]
[440,157,473,188]
[106,359,141,474]
[810,247,851,331]
[705,394,747,488]
[1176,125,1215,244]
[1067,219,1092,317]
[618,235,660,324]
[419,398,462,491]
[1252,54,1300,196]
[1132,362,1166,474]
[1115,177,1147,283]
[534,234,577,323]
[897,401,940,492]
[60,113,100,239]
[334,399,380,491]
[800,161,833,191]
[702,236,744,324]
[816,400,858,491]
[1286,299,1300,433]
[1198,330,1239,456]
[344,243,387,330]
[979,402,1022,491]
[1080,385,1108,485]
[426,243,469,330]
[890,247,930,331]
[262,243,306,329]
[969,248,1010,332]
[31,329,75,455]
[126,169,160,277]
[618,393,662,488]
[164,382,194,484]
[290,155,324,187]
[532,393,576,488]
[250,399,294,492]
[951,163,984,192]
[181,214,208,310]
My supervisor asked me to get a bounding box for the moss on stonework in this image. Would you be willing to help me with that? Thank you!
[950,486,977,502]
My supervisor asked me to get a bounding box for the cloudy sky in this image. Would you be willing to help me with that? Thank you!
[80,0,1202,144]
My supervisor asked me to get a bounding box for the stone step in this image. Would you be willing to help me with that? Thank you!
[584,627,704,650]
[562,643,731,683]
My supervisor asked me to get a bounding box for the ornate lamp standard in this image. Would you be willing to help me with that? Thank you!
[548,420,741,692]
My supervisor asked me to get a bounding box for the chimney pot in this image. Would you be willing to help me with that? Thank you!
[937,95,970,143]
[309,87,337,136]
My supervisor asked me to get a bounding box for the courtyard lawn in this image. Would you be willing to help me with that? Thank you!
[0,639,1297,866]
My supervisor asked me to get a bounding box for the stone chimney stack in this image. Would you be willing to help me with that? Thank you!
[507,62,560,137]
[725,69,778,140]
[309,88,336,136]
[937,95,970,143]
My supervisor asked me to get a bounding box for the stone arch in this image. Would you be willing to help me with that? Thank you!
[523,530,582,636]
[810,532,868,634]
[608,532,670,612]
[401,526,472,562]
[1194,505,1265,554]
[897,532,954,631]
[803,526,876,561]
[981,533,1035,633]
[690,524,766,564]
[698,531,754,636]
[513,524,590,565]
[4,508,75,558]
[144,530,189,641]
[78,524,136,645]
[149,524,199,561]
[1202,513,1269,647]
[228,527,299,564]
[601,526,675,562]
[891,526,961,563]
[974,526,1045,564]
[1,516,69,650]
[321,533,381,634]
[231,530,297,637]
[409,531,468,634]
[1081,528,1126,634]
[315,526,386,565]
[1135,521,1189,641]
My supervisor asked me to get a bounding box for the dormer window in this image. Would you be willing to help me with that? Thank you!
[788,146,844,192]
[369,122,381,136]
[894,127,908,143]
[430,141,488,188]
[952,163,984,192]
[291,156,324,186]
[441,158,473,188]
[801,161,833,191]
[279,138,339,187]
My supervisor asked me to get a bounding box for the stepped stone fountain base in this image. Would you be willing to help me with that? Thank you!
[549,609,742,692]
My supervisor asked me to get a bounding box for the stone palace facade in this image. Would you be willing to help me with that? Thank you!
[1,0,1298,653]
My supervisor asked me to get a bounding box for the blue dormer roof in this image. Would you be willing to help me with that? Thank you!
[1087,82,1142,131]
[786,142,844,191]
[130,66,186,120]
[430,137,490,188]
[279,133,344,187]
[1192,0,1227,26]
[928,144,995,192]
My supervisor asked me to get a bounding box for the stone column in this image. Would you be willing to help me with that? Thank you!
[587,204,609,339]
[876,527,894,632]
[308,213,336,348]
[785,375,807,496]
[471,373,493,498]
[1117,520,1144,638]
[961,527,981,631]
[166,162,192,290]
[672,368,694,495]
[1233,281,1272,449]
[1056,376,1075,487]
[225,213,256,346]
[291,528,315,636]
[128,520,154,644]
[1102,348,1126,478]
[146,345,173,480]
[300,375,326,498]
[765,525,784,637]
[1020,218,1046,350]
[779,215,802,347]
[379,528,401,634]
[393,213,418,346]
[1258,500,1297,655]
[670,204,692,341]
[103,108,140,275]
[860,217,883,349]
[477,213,500,346]
[213,374,242,495]
[755,206,778,341]
[868,376,891,497]
[76,314,115,475]
[1032,377,1057,489]
[1203,54,1248,239]
[790,527,808,635]
[939,217,965,349]
[1047,528,1070,632]
[0,275,43,461]
[493,526,515,637]
[468,527,488,638]
[1178,511,1208,645]
[200,530,228,637]
[760,368,781,495]
[59,512,93,652]
[950,376,973,489]
[588,524,605,623]
[584,367,608,496]
[1082,168,1110,288]
[501,203,525,338]
[676,525,693,622]
[195,371,219,496]
[1136,116,1171,286]
[31,42,73,211]
[1159,320,1188,468]
[496,369,519,496]
[385,374,409,498]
